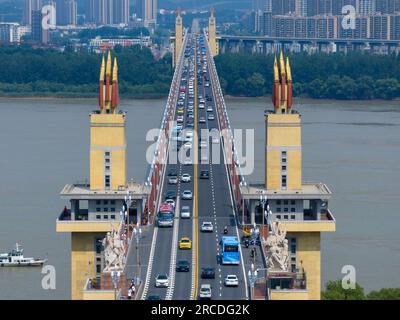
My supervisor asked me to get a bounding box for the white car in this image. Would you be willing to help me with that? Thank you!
[207,106,213,112]
[165,198,175,208]
[201,221,213,232]
[208,114,215,121]
[181,173,191,182]
[182,190,193,200]
[199,284,212,300]
[224,275,239,287]
[184,141,192,148]
[199,103,205,109]
[155,274,169,288]
[168,176,178,184]
[177,116,184,123]
[180,205,191,218]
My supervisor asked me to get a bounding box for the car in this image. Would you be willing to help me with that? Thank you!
[207,106,213,112]
[201,267,215,279]
[205,82,210,87]
[187,123,194,129]
[155,274,169,288]
[208,114,215,121]
[181,205,191,218]
[177,108,184,114]
[179,237,192,249]
[146,295,162,300]
[165,198,175,208]
[199,141,208,149]
[181,173,191,182]
[199,117,206,124]
[182,190,193,200]
[224,275,239,287]
[168,175,178,184]
[168,169,177,177]
[183,158,193,165]
[201,221,213,232]
[200,170,209,179]
[199,98,205,104]
[176,260,190,272]
[199,284,212,300]
[199,103,205,109]
[165,190,176,200]
[177,116,184,123]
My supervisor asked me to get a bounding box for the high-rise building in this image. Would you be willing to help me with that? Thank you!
[56,0,77,26]
[144,0,157,27]
[24,0,42,26]
[31,9,49,44]
[113,0,130,25]
[295,0,308,16]
[360,0,376,15]
[272,0,296,14]
[134,0,144,19]
[0,23,21,43]
[87,0,130,25]
[376,0,400,13]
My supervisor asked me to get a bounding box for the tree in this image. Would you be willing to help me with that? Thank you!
[367,288,400,300]
[321,280,365,300]
[246,73,265,97]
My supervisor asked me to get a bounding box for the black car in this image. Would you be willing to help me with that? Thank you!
[201,267,215,279]
[165,190,177,200]
[176,260,190,272]
[147,295,162,300]
[168,169,177,177]
[200,170,209,179]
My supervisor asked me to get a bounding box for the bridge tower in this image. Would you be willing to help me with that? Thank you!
[261,51,335,300]
[173,8,183,68]
[57,52,150,300]
[208,7,219,57]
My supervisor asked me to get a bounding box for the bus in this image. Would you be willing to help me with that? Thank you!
[157,203,174,228]
[221,236,240,265]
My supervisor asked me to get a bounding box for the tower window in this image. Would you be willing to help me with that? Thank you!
[105,152,110,157]
[105,175,110,188]
[282,175,287,189]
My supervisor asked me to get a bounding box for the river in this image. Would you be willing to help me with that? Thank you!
[0,97,399,299]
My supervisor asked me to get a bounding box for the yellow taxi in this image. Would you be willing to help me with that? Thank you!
[177,108,184,114]
[179,237,192,250]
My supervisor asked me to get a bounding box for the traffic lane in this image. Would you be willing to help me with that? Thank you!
[197,163,221,300]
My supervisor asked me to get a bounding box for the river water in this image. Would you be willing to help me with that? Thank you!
[0,97,399,299]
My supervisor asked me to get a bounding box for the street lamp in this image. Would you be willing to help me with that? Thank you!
[248,263,258,300]
[260,191,268,238]
[133,226,142,287]
[111,271,121,300]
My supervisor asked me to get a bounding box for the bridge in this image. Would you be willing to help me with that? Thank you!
[57,10,336,301]
[218,34,400,54]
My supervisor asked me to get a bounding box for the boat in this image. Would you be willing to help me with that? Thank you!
[0,243,47,267]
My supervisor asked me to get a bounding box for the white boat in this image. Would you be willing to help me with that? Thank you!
[0,243,46,267]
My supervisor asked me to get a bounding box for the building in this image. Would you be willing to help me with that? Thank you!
[31,10,49,44]
[242,52,336,300]
[144,0,157,28]
[134,0,145,19]
[56,52,148,300]
[89,36,152,53]
[56,0,77,26]
[24,0,42,26]
[376,0,400,14]
[86,0,129,25]
[113,0,130,25]
[360,0,376,15]
[0,23,21,43]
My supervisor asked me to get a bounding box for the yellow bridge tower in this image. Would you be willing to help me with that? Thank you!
[208,7,219,57]
[173,8,183,68]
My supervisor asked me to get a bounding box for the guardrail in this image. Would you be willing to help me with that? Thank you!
[143,31,189,225]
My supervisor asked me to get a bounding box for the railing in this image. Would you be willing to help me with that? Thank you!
[143,30,189,225]
[204,30,246,223]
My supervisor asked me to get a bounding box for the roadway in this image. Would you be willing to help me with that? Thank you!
[143,31,247,300]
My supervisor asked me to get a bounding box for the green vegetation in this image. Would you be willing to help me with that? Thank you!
[215,53,400,100]
[0,45,173,98]
[322,280,400,300]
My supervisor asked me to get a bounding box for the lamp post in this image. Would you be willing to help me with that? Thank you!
[260,191,267,238]
[247,263,258,300]
[133,226,142,287]
[111,270,121,300]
